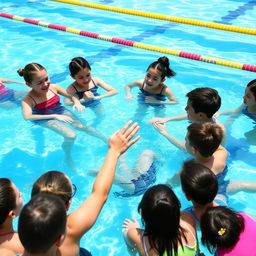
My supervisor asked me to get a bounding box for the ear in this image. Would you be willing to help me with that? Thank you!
[198,112,207,119]
[8,210,17,219]
[55,234,65,247]
[25,82,32,87]
[161,78,166,83]
[70,74,75,79]
[191,146,197,155]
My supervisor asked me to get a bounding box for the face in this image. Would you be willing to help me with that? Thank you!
[185,132,194,155]
[72,67,92,86]
[11,182,23,216]
[185,100,200,121]
[28,69,50,93]
[144,67,164,89]
[243,86,256,106]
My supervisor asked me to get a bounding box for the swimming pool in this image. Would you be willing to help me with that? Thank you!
[1,0,256,255]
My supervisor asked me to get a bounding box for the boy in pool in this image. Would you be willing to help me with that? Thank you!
[154,121,256,195]
[149,87,226,143]
[0,77,27,107]
[125,56,178,122]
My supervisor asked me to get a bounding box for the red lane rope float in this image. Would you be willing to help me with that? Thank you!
[0,12,255,72]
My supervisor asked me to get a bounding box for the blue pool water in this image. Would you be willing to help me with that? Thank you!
[0,0,256,255]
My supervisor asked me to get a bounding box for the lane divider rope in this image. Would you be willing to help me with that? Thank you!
[49,0,256,35]
[1,12,255,72]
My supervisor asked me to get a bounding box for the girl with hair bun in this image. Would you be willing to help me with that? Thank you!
[18,63,107,171]
[200,206,256,256]
[125,57,178,121]
[123,184,198,256]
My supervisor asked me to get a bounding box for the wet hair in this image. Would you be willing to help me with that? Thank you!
[138,184,186,256]
[18,193,66,254]
[246,79,256,100]
[200,206,244,254]
[147,56,176,79]
[187,122,223,157]
[69,57,91,76]
[0,178,16,226]
[180,160,218,205]
[186,87,221,118]
[17,63,46,84]
[31,171,72,205]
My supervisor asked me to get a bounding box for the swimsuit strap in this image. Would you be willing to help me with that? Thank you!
[0,231,16,237]
[141,230,150,256]
[28,94,37,105]
[141,81,146,90]
[180,221,196,243]
[91,79,97,87]
[159,85,166,95]
[72,83,79,93]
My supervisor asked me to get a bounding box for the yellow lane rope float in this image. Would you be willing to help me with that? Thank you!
[0,12,255,72]
[50,0,256,35]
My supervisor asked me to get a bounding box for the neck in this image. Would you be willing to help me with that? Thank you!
[192,201,215,220]
[195,155,213,164]
[23,247,59,256]
[247,105,256,113]
[0,218,15,234]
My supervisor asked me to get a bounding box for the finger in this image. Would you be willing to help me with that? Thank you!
[126,125,140,141]
[120,120,133,135]
[126,135,140,148]
[124,122,139,138]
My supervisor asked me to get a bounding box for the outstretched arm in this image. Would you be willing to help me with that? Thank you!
[148,113,188,124]
[67,121,140,241]
[93,77,118,99]
[153,122,186,152]
[0,77,25,84]
[214,104,244,118]
[125,80,142,99]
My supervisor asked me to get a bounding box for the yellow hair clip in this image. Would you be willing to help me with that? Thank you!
[218,228,226,236]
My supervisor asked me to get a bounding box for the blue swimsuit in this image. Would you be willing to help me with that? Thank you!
[72,80,101,108]
[242,107,256,123]
[137,83,166,108]
[216,166,230,198]
[114,162,157,198]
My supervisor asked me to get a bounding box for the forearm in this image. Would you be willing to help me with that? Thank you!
[23,113,57,121]
[0,78,24,84]
[163,114,188,122]
[95,89,118,100]
[160,131,186,152]
[92,148,120,196]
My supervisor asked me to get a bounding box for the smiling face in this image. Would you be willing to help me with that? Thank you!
[72,67,92,87]
[27,69,50,93]
[144,67,164,89]
[243,86,256,106]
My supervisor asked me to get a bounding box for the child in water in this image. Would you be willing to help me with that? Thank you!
[215,79,256,144]
[0,77,26,107]
[19,63,107,171]
[125,56,177,121]
[65,57,118,124]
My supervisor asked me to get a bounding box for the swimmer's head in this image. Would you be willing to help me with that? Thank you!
[147,56,176,79]
[186,122,223,157]
[18,193,66,254]
[138,184,183,255]
[69,57,91,77]
[0,178,23,226]
[180,159,218,205]
[244,79,256,105]
[17,63,46,84]
[185,88,221,119]
[31,171,75,208]
[200,206,244,254]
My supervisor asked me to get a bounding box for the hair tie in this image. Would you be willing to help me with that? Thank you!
[155,197,166,204]
[218,228,226,236]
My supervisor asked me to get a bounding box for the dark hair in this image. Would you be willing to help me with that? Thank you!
[247,79,256,100]
[69,57,91,76]
[17,63,46,84]
[0,178,16,226]
[18,193,66,254]
[138,184,186,256]
[187,122,223,157]
[32,171,72,205]
[147,56,176,79]
[180,160,218,205]
[186,88,221,118]
[200,206,244,254]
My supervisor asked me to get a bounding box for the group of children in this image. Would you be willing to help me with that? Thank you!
[0,56,256,256]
